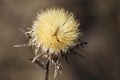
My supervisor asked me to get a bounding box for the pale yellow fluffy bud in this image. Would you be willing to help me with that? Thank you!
[15,8,82,79]
[30,8,80,54]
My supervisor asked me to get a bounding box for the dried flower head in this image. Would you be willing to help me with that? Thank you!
[15,8,83,79]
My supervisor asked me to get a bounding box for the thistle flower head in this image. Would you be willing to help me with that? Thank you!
[30,8,80,54]
[15,8,82,79]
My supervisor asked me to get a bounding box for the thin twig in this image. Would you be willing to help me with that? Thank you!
[45,60,50,80]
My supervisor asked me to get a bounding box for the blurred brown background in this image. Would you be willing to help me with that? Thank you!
[0,0,120,80]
